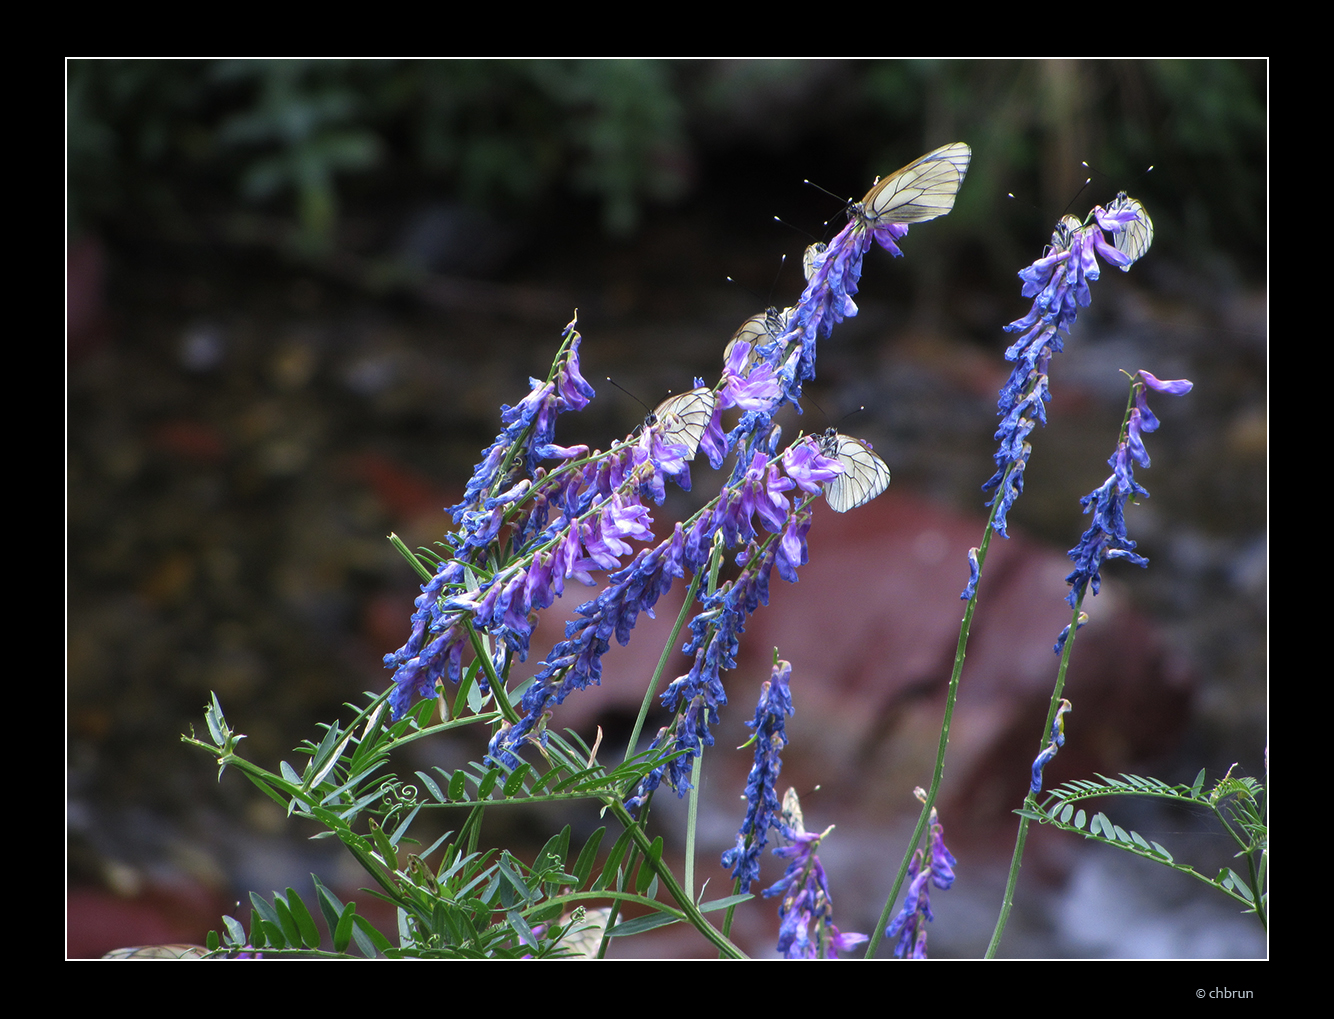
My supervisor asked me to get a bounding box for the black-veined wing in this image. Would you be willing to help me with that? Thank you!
[645,387,716,460]
[802,241,828,281]
[781,786,807,839]
[1049,214,1084,255]
[724,306,791,370]
[1105,192,1153,270]
[819,428,891,513]
[851,142,971,229]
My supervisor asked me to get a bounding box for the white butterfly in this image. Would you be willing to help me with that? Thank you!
[850,142,972,230]
[819,428,891,513]
[724,307,792,370]
[802,241,828,281]
[644,388,717,460]
[1105,192,1153,270]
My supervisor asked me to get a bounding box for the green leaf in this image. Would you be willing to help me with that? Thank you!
[608,910,680,936]
[699,893,752,912]
[635,836,664,894]
[222,914,247,947]
[572,827,607,888]
[243,769,292,811]
[206,929,220,952]
[258,917,286,949]
[1059,803,1074,824]
[248,910,268,949]
[416,770,446,803]
[1191,768,1207,797]
[1130,830,1152,851]
[271,895,303,948]
[334,903,357,953]
[477,767,500,800]
[368,818,398,870]
[503,763,532,797]
[537,827,571,874]
[205,693,228,746]
[1227,869,1254,901]
[312,874,344,935]
[285,888,322,948]
[250,890,282,929]
[352,913,393,956]
[1074,809,1086,829]
[389,805,422,848]
[497,853,535,902]
[508,909,538,950]
[448,770,468,801]
[530,767,564,795]
[593,828,634,892]
[1150,841,1174,861]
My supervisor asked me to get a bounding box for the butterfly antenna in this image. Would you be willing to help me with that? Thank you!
[1060,177,1093,219]
[773,215,824,246]
[605,376,652,415]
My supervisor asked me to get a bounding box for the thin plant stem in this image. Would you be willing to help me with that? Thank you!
[986,587,1084,958]
[864,477,1005,957]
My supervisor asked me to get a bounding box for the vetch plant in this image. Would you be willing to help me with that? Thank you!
[177,144,1262,959]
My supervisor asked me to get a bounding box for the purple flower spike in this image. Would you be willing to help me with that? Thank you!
[983,202,1156,540]
[885,808,956,958]
[721,660,795,894]
[1064,370,1191,609]
[761,792,867,958]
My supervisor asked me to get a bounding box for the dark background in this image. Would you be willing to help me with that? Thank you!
[67,59,1266,958]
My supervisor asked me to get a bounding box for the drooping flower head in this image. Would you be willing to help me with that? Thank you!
[1064,370,1192,609]
[1030,698,1073,795]
[885,806,957,958]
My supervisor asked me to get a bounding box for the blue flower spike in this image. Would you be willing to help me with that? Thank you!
[1063,370,1193,611]
[721,658,795,894]
[885,806,957,958]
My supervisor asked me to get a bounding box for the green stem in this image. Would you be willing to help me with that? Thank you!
[623,564,705,764]
[864,513,998,957]
[605,799,746,959]
[985,588,1085,958]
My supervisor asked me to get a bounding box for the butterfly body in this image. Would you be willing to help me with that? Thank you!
[818,428,891,513]
[850,141,971,230]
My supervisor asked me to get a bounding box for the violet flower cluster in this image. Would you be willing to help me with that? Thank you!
[762,804,868,959]
[721,659,795,893]
[884,808,957,959]
[383,175,925,803]
[969,197,1157,598]
[1063,370,1193,609]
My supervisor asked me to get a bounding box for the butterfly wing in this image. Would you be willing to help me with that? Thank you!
[1106,192,1153,270]
[802,241,828,281]
[819,429,891,513]
[724,307,791,371]
[855,141,971,228]
[648,387,716,460]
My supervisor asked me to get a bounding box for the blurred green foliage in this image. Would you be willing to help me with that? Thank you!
[67,59,1265,277]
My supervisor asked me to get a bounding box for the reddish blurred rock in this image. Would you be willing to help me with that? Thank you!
[513,489,1192,837]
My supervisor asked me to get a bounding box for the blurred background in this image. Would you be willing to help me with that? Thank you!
[67,59,1266,958]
